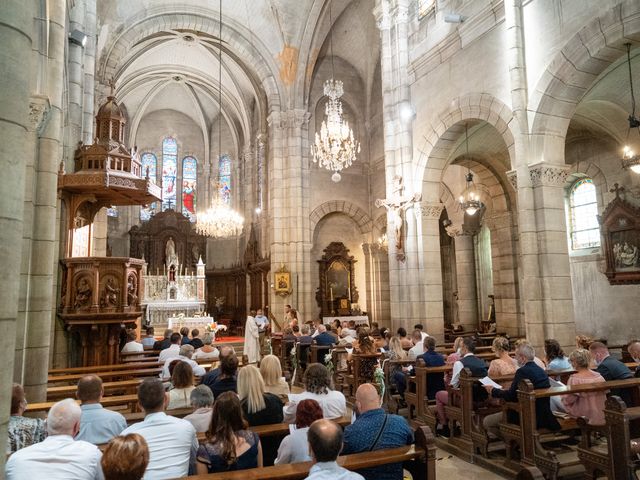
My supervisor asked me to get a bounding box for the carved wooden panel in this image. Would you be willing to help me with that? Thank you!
[316,242,359,317]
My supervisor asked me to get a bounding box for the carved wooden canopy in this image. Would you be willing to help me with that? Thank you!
[316,242,359,316]
[129,210,207,274]
[599,186,640,285]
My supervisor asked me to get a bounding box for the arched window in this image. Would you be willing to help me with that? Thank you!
[161,138,178,211]
[182,156,197,222]
[140,153,158,221]
[568,178,600,250]
[418,0,435,19]
[218,154,231,204]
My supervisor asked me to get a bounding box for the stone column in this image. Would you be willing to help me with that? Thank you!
[22,0,67,401]
[267,110,313,322]
[82,0,97,144]
[0,0,37,465]
[453,233,478,332]
[526,163,575,347]
[416,202,445,339]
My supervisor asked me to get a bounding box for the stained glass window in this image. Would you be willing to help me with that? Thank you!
[569,178,600,250]
[106,206,119,217]
[219,154,231,204]
[140,153,158,221]
[418,0,436,19]
[162,138,178,211]
[182,156,197,222]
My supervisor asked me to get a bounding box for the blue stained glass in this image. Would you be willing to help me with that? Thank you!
[140,153,158,220]
[182,156,197,222]
[219,154,231,204]
[162,138,177,211]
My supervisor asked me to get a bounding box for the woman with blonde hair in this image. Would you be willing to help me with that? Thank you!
[259,354,290,397]
[561,349,607,424]
[488,336,517,378]
[237,365,284,426]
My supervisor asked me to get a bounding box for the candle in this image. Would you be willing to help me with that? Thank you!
[330,287,333,302]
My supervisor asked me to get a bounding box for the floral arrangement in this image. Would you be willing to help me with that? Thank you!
[374,365,385,398]
[324,351,335,375]
[205,322,227,334]
[290,346,298,384]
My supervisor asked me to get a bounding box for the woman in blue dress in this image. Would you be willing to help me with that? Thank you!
[196,391,263,473]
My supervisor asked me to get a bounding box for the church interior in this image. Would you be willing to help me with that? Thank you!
[3,0,640,478]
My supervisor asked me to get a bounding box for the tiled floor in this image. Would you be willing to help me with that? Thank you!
[434,449,507,479]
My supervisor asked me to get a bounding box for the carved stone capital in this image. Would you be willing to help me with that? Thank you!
[29,95,50,133]
[506,169,517,191]
[267,109,310,130]
[528,163,569,188]
[373,1,391,30]
[418,202,444,219]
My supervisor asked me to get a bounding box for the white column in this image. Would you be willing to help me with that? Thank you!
[453,233,479,332]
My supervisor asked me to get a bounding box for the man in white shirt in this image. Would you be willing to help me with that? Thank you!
[414,323,429,342]
[304,419,363,480]
[121,378,198,479]
[6,398,104,480]
[121,330,144,354]
[407,329,425,360]
[76,375,126,444]
[158,332,181,363]
[161,344,206,380]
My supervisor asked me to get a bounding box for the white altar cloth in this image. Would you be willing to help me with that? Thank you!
[322,315,369,326]
[167,316,213,331]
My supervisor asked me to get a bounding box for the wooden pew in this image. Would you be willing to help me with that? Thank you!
[309,344,332,364]
[123,407,194,424]
[405,363,451,428]
[381,358,415,413]
[48,361,162,376]
[47,378,142,401]
[503,377,640,479]
[120,350,160,361]
[577,395,640,479]
[181,425,436,480]
[47,367,164,385]
[340,353,382,402]
[26,394,140,416]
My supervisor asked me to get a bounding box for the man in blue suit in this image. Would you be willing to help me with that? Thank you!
[482,342,560,438]
[590,341,633,405]
[313,324,336,347]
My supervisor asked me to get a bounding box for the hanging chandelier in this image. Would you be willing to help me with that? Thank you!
[458,124,484,216]
[195,0,244,238]
[311,0,360,183]
[622,43,640,174]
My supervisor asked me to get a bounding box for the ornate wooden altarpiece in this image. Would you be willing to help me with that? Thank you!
[599,184,640,285]
[316,242,359,317]
[57,91,161,366]
[129,210,207,274]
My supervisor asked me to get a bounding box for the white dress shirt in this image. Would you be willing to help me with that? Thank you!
[283,390,346,423]
[305,461,364,480]
[420,331,429,342]
[77,403,127,445]
[6,435,103,480]
[121,341,144,353]
[161,355,206,379]
[121,412,198,480]
[274,426,312,464]
[408,343,425,360]
[450,353,474,387]
[158,344,181,363]
[192,347,219,361]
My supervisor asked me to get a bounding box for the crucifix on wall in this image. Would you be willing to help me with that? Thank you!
[375,175,422,262]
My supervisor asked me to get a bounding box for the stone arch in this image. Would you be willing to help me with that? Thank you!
[529,1,640,151]
[97,6,282,115]
[310,201,373,235]
[415,93,517,194]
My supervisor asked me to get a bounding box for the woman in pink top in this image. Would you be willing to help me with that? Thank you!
[488,336,517,378]
[561,349,606,425]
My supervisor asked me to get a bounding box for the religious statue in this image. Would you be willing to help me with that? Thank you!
[614,242,639,269]
[74,278,92,309]
[375,175,422,261]
[165,236,178,267]
[101,278,118,307]
[127,275,138,306]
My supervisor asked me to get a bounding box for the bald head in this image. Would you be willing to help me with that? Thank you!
[308,419,342,462]
[629,341,640,361]
[47,398,82,436]
[355,383,381,413]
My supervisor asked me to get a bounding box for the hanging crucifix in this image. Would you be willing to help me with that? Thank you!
[375,175,422,262]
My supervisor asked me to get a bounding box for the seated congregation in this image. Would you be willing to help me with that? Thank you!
[7,321,640,479]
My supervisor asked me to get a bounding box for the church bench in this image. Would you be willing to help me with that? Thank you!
[577,395,640,479]
[503,377,640,479]
[339,353,383,402]
[47,367,164,384]
[120,350,161,361]
[48,361,163,376]
[309,344,332,364]
[47,378,142,400]
[181,425,436,480]
[123,407,195,424]
[381,358,415,413]
[26,393,140,415]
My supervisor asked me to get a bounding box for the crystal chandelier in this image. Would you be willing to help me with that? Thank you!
[195,0,244,238]
[458,124,484,216]
[311,0,360,183]
[622,43,640,174]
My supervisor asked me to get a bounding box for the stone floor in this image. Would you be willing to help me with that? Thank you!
[434,449,508,479]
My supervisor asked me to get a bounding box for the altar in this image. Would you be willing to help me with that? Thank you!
[322,315,369,326]
[167,316,213,331]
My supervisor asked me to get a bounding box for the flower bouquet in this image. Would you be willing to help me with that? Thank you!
[204,321,227,341]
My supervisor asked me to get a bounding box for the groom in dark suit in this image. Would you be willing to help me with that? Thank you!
[482,342,560,438]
